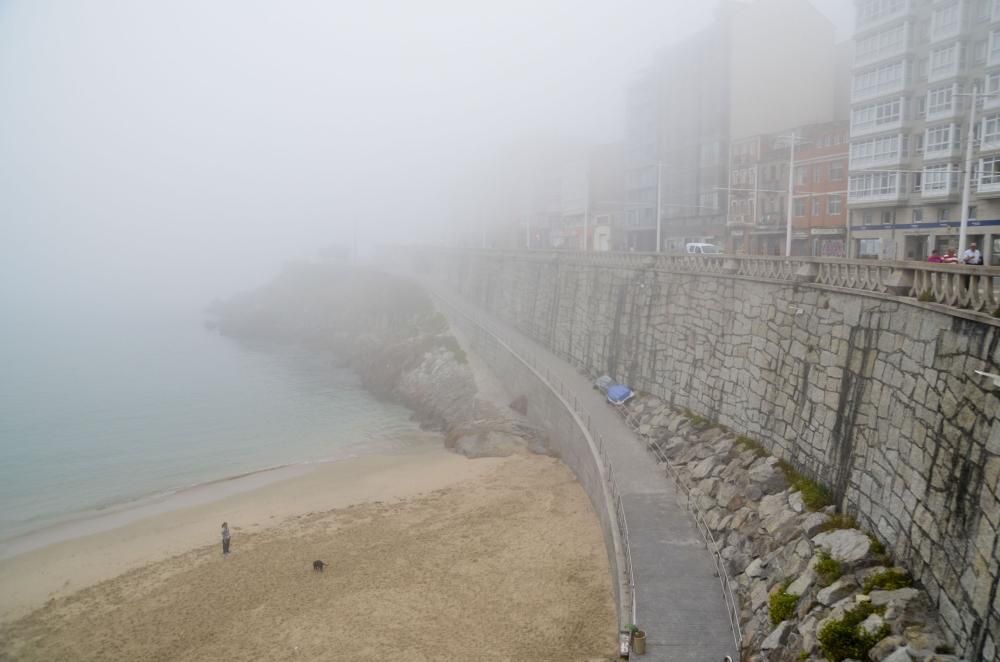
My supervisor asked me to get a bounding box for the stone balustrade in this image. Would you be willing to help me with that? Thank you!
[464,249,1000,318]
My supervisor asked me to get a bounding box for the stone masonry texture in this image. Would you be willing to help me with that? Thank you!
[417,250,1000,659]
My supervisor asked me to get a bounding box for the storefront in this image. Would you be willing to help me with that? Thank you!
[848,219,1000,263]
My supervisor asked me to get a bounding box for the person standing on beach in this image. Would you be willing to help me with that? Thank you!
[221,522,231,556]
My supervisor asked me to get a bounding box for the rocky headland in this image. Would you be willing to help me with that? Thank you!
[211,262,544,458]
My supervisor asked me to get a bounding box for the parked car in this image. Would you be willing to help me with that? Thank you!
[685,242,721,255]
[593,375,635,405]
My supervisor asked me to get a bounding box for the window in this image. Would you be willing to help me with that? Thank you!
[931,2,960,41]
[991,30,1000,65]
[830,162,844,180]
[857,0,906,26]
[699,191,719,212]
[929,43,961,81]
[858,238,882,258]
[913,172,923,191]
[988,73,1000,97]
[853,61,905,99]
[881,210,895,225]
[857,23,907,61]
[925,124,957,153]
[917,96,927,118]
[794,199,806,216]
[849,172,902,199]
[796,166,807,185]
[851,98,903,133]
[924,164,955,193]
[938,207,950,221]
[850,135,902,165]
[926,85,955,117]
[812,198,822,216]
[828,196,842,215]
[969,205,978,220]
[975,40,988,64]
[863,211,875,224]
[980,155,1000,187]
[813,167,822,183]
[912,208,923,223]
[982,112,1000,148]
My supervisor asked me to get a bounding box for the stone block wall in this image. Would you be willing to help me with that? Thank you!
[427,250,1000,659]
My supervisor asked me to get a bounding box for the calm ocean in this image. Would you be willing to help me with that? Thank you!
[0,303,430,548]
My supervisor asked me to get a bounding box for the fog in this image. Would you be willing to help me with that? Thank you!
[0,0,851,313]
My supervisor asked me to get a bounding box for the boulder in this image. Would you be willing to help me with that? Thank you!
[750,579,770,611]
[882,648,914,662]
[860,613,886,636]
[758,492,788,520]
[902,625,944,658]
[760,620,793,650]
[746,557,766,578]
[869,588,920,607]
[748,463,787,494]
[812,529,871,563]
[817,578,857,606]
[691,456,718,480]
[801,512,830,537]
[788,490,806,513]
[869,635,906,661]
[661,437,688,458]
[787,568,816,596]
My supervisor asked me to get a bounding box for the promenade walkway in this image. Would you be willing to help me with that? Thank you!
[427,281,739,662]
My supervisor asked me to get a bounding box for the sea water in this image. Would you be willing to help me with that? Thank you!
[0,303,431,550]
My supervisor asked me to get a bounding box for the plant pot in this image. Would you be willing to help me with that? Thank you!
[632,630,646,655]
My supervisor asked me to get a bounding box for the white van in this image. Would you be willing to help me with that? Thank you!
[685,243,721,255]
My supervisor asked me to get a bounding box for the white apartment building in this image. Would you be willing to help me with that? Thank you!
[848,0,1000,264]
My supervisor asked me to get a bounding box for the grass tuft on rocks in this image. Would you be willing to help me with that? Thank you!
[734,435,768,458]
[769,581,800,625]
[817,514,858,532]
[862,568,912,593]
[818,602,890,662]
[815,551,843,587]
[777,460,833,511]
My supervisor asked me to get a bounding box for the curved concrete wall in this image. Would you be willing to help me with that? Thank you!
[426,250,1000,660]
[435,296,631,632]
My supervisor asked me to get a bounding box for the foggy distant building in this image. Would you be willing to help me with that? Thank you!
[847,0,1000,264]
[552,143,625,252]
[624,0,844,253]
[727,121,850,256]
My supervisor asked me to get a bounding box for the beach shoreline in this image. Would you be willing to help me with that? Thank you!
[0,443,507,624]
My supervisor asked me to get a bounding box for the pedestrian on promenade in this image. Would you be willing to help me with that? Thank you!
[927,249,943,263]
[222,522,231,556]
[963,243,983,265]
[942,248,959,264]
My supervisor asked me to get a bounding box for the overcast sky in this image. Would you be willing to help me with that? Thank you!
[0,0,853,313]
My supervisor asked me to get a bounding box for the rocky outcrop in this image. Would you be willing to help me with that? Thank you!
[617,394,964,662]
[212,262,543,458]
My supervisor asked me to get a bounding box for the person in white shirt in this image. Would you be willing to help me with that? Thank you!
[962,243,983,265]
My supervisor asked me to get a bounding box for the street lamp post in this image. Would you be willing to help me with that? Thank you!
[785,133,797,257]
[655,162,663,253]
[960,86,980,257]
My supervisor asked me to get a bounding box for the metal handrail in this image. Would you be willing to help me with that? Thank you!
[428,292,638,630]
[620,406,744,652]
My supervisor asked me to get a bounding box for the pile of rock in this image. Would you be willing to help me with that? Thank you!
[618,395,963,662]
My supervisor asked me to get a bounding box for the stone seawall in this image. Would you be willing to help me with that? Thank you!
[419,250,1000,659]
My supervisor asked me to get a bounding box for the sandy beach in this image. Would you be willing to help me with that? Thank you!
[0,448,616,661]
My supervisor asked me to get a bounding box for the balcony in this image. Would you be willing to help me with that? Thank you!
[848,173,907,204]
[928,45,963,83]
[854,22,912,68]
[923,125,961,160]
[849,136,907,170]
[921,168,959,198]
[856,0,911,35]
[993,0,1000,23]
[852,61,909,103]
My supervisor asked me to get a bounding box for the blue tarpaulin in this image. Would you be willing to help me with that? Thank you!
[606,384,634,405]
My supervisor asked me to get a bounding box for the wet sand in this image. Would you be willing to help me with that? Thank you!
[0,450,616,661]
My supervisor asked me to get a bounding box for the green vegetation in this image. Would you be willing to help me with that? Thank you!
[769,581,800,625]
[917,289,935,302]
[862,569,912,593]
[735,435,768,458]
[437,335,467,364]
[815,551,843,587]
[798,652,810,662]
[778,460,834,511]
[817,514,859,533]
[818,602,890,662]
[682,408,710,427]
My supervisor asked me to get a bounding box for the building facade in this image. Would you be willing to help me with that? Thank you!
[727,122,850,256]
[625,0,844,254]
[848,0,1000,264]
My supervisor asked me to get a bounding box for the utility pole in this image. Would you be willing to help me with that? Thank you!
[959,85,978,257]
[655,162,663,252]
[785,132,797,257]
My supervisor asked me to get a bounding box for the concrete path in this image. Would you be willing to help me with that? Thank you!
[427,283,740,662]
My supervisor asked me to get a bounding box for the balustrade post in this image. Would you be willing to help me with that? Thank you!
[883,265,916,296]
